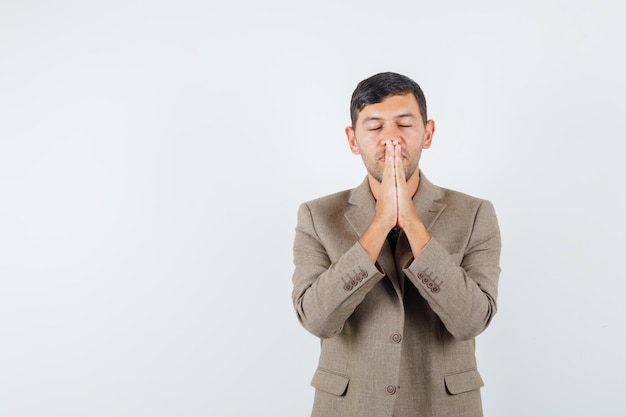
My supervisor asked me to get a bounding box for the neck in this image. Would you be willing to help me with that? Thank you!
[406,170,421,196]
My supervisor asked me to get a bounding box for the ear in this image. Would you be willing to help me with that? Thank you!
[422,120,435,149]
[345,126,360,154]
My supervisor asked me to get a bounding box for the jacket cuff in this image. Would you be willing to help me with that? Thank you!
[403,238,457,294]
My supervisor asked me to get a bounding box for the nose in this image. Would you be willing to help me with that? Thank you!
[378,124,403,145]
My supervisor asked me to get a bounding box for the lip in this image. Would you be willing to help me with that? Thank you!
[377,153,407,162]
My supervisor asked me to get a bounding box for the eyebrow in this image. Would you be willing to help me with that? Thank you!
[361,113,418,124]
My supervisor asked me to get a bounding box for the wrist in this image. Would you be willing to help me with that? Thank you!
[403,221,431,256]
[372,212,396,233]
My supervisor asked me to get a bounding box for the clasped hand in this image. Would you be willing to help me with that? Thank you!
[375,140,420,233]
[360,140,430,262]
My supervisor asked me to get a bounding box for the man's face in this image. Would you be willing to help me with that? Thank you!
[346,93,435,183]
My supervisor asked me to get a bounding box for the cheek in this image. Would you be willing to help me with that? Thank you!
[351,133,377,153]
[356,130,376,140]
[407,131,426,147]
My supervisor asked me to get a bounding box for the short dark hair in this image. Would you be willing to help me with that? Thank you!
[350,72,427,128]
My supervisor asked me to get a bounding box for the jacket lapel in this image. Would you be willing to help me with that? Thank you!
[345,179,401,295]
[344,178,376,238]
[412,171,447,231]
[396,172,447,286]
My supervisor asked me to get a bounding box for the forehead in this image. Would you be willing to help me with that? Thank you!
[357,93,421,123]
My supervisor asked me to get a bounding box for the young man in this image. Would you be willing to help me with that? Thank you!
[292,72,501,417]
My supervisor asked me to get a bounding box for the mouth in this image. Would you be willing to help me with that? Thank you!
[376,150,408,162]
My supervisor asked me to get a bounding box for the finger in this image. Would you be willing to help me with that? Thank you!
[393,141,404,184]
[383,140,395,182]
[386,140,395,169]
[378,141,399,229]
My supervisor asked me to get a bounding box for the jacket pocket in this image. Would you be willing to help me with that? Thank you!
[444,369,484,395]
[311,368,350,396]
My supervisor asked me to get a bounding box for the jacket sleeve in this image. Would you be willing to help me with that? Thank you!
[403,200,501,340]
[291,203,384,339]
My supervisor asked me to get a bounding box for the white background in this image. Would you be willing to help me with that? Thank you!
[1,1,625,416]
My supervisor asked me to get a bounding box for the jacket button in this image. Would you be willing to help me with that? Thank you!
[386,384,396,395]
[343,283,353,291]
[418,272,425,279]
[391,333,402,343]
